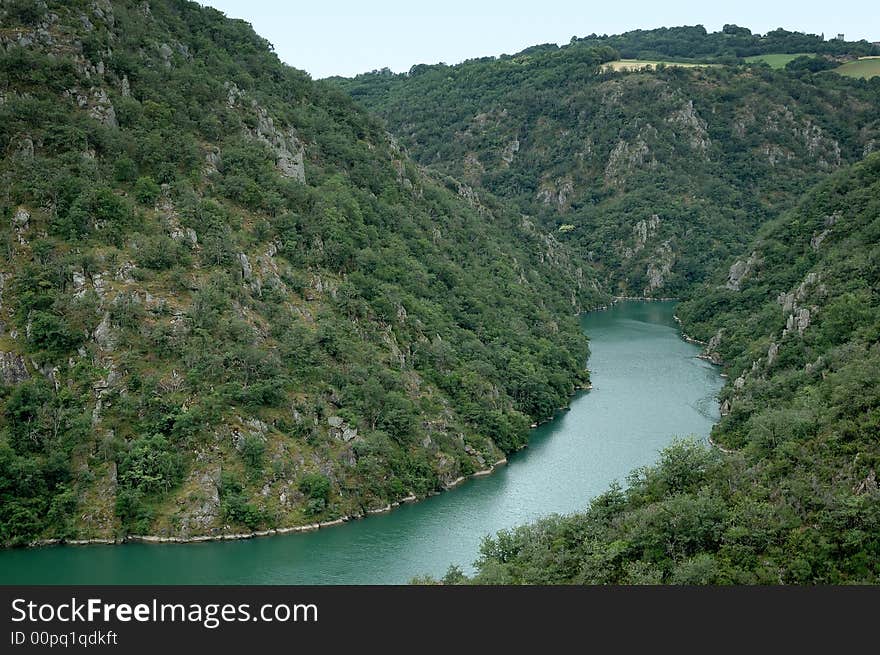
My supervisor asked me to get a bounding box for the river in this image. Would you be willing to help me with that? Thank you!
[0,300,723,584]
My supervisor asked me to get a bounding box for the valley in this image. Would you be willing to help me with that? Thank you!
[0,2,878,584]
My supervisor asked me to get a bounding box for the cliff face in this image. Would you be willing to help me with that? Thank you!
[333,46,880,298]
[0,0,601,545]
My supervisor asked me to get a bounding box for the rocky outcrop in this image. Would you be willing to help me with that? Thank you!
[327,416,358,442]
[12,207,30,244]
[644,240,674,294]
[500,139,520,165]
[604,136,655,185]
[226,82,305,182]
[176,466,221,537]
[86,87,117,128]
[784,307,812,336]
[93,313,114,350]
[777,272,821,338]
[625,214,660,258]
[667,99,710,157]
[537,176,574,211]
[725,251,761,291]
[810,230,830,251]
[0,352,29,385]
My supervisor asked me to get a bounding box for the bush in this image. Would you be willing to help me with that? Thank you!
[134,176,161,205]
[299,473,331,515]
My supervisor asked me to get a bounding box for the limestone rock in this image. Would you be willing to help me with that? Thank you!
[605,135,656,185]
[500,138,520,165]
[12,208,30,229]
[644,240,674,293]
[0,352,29,385]
[93,312,114,350]
[725,251,761,291]
[632,214,660,253]
[537,176,574,211]
[72,268,87,297]
[204,147,221,173]
[176,466,221,536]
[238,253,252,280]
[87,87,117,128]
[667,99,710,157]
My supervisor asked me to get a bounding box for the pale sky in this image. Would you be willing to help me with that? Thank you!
[200,1,880,79]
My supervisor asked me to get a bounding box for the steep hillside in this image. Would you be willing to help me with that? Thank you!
[446,154,880,584]
[0,0,601,545]
[333,40,880,297]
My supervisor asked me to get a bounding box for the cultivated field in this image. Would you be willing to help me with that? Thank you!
[744,53,814,68]
[834,56,880,78]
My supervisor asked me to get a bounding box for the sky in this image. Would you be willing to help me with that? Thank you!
[200,1,880,79]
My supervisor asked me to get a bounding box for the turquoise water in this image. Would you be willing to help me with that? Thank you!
[0,301,723,584]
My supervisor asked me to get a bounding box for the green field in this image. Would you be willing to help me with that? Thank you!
[602,59,717,72]
[834,56,880,78]
[744,53,814,68]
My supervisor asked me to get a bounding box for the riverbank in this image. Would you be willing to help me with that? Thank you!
[26,459,512,548]
[591,295,680,312]
[671,314,734,456]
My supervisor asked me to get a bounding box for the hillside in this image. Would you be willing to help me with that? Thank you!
[446,153,880,584]
[566,25,879,61]
[333,36,880,298]
[0,0,602,545]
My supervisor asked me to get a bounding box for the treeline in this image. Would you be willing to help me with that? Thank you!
[571,25,879,62]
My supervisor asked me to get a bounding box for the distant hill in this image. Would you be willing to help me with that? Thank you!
[569,25,879,61]
[333,36,880,297]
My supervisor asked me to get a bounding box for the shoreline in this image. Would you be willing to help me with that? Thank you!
[707,434,736,455]
[591,295,680,312]
[672,313,732,455]
[26,459,511,549]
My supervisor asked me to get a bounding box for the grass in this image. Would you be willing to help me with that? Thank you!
[834,56,880,79]
[744,53,814,68]
[602,59,718,72]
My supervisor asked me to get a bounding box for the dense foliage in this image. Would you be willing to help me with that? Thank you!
[333,36,880,298]
[0,0,600,544]
[445,154,880,584]
[569,25,879,61]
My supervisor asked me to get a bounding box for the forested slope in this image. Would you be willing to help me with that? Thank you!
[0,0,600,545]
[333,39,880,297]
[450,154,880,584]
